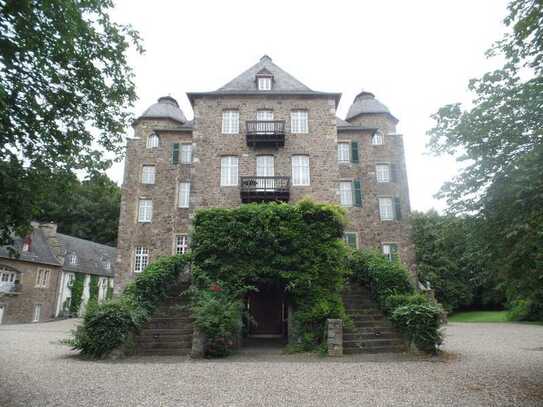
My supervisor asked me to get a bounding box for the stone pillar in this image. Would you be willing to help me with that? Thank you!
[191,327,206,358]
[326,319,343,357]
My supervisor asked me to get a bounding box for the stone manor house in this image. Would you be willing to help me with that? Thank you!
[0,222,115,324]
[115,55,414,345]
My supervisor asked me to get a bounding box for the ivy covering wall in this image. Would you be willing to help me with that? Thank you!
[89,275,99,303]
[190,200,350,355]
[69,273,85,315]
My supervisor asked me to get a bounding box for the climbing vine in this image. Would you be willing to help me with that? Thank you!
[190,200,350,356]
[89,275,99,303]
[69,273,85,315]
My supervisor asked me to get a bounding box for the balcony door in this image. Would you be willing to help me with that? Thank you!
[256,110,274,134]
[256,155,274,191]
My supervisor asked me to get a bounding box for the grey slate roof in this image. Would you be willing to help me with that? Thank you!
[0,228,61,267]
[57,234,115,278]
[136,96,187,125]
[152,120,193,133]
[346,91,398,122]
[187,55,342,106]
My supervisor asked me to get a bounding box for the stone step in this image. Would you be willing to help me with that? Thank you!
[139,327,193,336]
[144,318,193,329]
[136,338,193,348]
[343,332,401,341]
[138,348,192,356]
[343,345,406,354]
[347,320,393,329]
[348,315,388,323]
[344,338,405,349]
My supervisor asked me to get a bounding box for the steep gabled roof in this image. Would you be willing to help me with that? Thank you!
[57,234,115,278]
[187,55,341,106]
[0,228,60,267]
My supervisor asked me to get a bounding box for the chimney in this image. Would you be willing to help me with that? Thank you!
[39,222,63,261]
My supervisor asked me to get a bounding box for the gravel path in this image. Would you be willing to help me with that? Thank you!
[0,319,542,406]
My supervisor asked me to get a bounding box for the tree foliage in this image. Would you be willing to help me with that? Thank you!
[35,172,121,245]
[427,0,542,318]
[0,0,141,244]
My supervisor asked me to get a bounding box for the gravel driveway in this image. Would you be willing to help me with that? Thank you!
[0,319,542,406]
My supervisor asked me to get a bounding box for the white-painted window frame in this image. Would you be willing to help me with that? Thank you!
[378,197,394,221]
[291,155,310,186]
[178,182,191,208]
[222,110,240,134]
[175,234,189,255]
[220,156,239,186]
[146,133,159,148]
[134,246,149,273]
[141,165,156,184]
[376,163,391,183]
[339,181,354,207]
[138,199,153,223]
[290,110,308,134]
[180,144,192,164]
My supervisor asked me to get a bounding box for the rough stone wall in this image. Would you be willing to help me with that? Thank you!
[115,97,416,292]
[0,259,62,324]
[115,119,193,292]
[341,113,415,273]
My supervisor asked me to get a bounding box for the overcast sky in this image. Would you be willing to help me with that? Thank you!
[108,0,510,212]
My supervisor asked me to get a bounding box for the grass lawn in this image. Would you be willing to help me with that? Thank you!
[448,310,509,323]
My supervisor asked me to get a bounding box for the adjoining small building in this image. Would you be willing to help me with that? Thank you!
[0,222,115,324]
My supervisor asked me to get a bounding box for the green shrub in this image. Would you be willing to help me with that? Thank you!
[383,293,428,315]
[391,303,444,353]
[191,288,243,357]
[190,200,349,355]
[508,297,543,321]
[67,254,189,358]
[348,249,443,353]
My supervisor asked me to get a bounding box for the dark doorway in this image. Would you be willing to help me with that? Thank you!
[247,282,286,338]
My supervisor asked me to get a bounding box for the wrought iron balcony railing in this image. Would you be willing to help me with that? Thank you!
[246,120,285,148]
[240,176,290,203]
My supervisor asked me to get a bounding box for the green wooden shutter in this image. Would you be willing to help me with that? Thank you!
[172,143,179,164]
[351,141,359,163]
[353,179,362,207]
[394,197,402,220]
[391,164,398,183]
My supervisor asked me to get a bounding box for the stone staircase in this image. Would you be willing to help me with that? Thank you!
[343,283,406,354]
[135,292,193,356]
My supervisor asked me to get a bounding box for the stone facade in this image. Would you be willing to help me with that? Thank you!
[0,223,116,324]
[115,56,416,292]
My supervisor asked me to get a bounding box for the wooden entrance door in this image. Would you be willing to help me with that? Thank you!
[248,285,284,337]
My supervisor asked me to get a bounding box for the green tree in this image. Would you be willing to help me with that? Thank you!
[36,173,121,245]
[428,0,542,319]
[0,0,142,245]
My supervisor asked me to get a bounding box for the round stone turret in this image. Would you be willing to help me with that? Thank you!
[345,90,397,123]
[136,96,187,124]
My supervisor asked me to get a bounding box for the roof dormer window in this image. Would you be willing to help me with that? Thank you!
[258,77,272,91]
[67,253,78,265]
[22,235,32,252]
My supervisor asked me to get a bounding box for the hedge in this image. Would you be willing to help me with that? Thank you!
[348,249,444,353]
[67,254,189,358]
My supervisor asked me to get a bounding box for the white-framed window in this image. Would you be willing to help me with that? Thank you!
[175,234,189,255]
[372,131,384,145]
[180,144,192,164]
[256,155,275,190]
[222,110,239,134]
[178,182,191,208]
[220,156,239,186]
[35,269,50,288]
[338,143,350,163]
[0,268,17,283]
[378,197,394,221]
[256,110,274,121]
[343,233,358,249]
[376,164,391,183]
[104,261,111,271]
[258,77,272,91]
[134,246,149,273]
[141,165,156,184]
[22,239,30,252]
[291,110,308,134]
[138,199,153,222]
[383,243,399,261]
[33,304,42,322]
[291,155,310,186]
[339,181,353,207]
[67,253,77,265]
[146,133,159,148]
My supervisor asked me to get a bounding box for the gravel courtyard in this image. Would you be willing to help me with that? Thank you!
[0,320,542,407]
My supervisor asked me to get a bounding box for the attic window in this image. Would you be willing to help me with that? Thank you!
[22,235,32,252]
[67,253,78,265]
[258,77,272,91]
[105,261,111,270]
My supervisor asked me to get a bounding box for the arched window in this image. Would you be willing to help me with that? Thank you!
[371,131,384,145]
[146,133,159,148]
